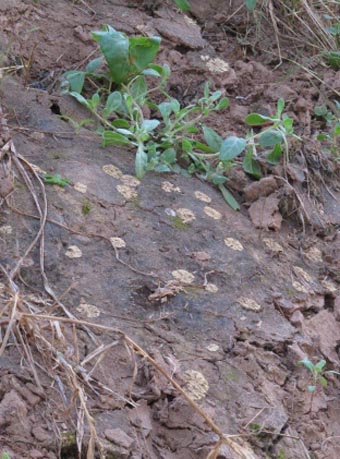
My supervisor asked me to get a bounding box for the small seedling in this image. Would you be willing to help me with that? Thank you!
[244,98,301,168]
[1,453,10,459]
[248,423,261,433]
[325,20,340,69]
[82,200,91,216]
[298,359,340,412]
[314,104,336,126]
[328,21,340,46]
[316,101,340,160]
[58,115,94,135]
[42,173,71,187]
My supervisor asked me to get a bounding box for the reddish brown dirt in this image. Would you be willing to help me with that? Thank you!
[0,1,339,459]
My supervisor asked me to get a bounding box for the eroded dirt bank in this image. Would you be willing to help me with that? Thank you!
[0,1,339,458]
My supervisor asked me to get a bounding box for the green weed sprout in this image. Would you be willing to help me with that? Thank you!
[173,0,257,12]
[316,100,340,161]
[298,359,340,412]
[42,173,71,187]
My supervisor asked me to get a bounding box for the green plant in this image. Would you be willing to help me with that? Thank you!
[42,173,71,187]
[314,104,336,126]
[58,115,94,134]
[62,24,161,93]
[1,452,10,459]
[82,200,91,215]
[62,26,299,209]
[322,14,340,69]
[244,98,301,168]
[298,359,340,411]
[328,21,340,48]
[248,423,261,433]
[174,0,191,11]
[316,100,340,160]
[173,0,257,12]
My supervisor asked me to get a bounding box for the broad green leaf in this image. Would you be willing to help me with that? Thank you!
[203,125,223,152]
[315,360,326,372]
[245,0,257,11]
[187,163,197,174]
[142,119,160,132]
[174,0,191,11]
[307,385,316,392]
[142,68,161,77]
[69,91,90,108]
[245,113,273,125]
[215,97,229,111]
[85,57,103,73]
[193,141,213,152]
[130,76,147,104]
[92,25,130,84]
[316,133,329,141]
[185,126,199,134]
[220,136,247,161]
[129,36,161,74]
[243,149,262,179]
[333,123,340,136]
[155,164,171,172]
[298,359,314,373]
[124,94,133,111]
[103,91,123,117]
[42,174,71,187]
[136,144,148,178]
[210,90,222,102]
[88,92,100,110]
[160,63,171,83]
[63,71,85,94]
[170,98,181,114]
[319,376,328,388]
[328,24,340,36]
[182,138,193,152]
[177,106,199,121]
[116,128,134,136]
[328,51,340,70]
[147,64,163,74]
[314,105,328,117]
[267,143,282,165]
[282,116,294,133]
[158,101,173,120]
[259,129,283,147]
[277,98,285,117]
[111,119,130,128]
[102,131,131,146]
[211,174,228,185]
[218,184,240,210]
[161,148,176,164]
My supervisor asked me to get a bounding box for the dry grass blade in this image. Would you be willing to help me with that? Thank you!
[20,311,258,459]
[56,352,102,459]
[256,0,337,60]
[301,0,335,49]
